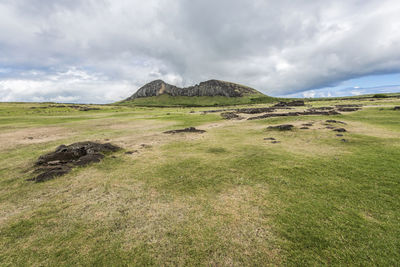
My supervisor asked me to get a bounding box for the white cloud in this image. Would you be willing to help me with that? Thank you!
[0,0,400,102]
[302,91,316,98]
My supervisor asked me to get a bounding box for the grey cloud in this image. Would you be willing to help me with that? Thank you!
[0,0,400,102]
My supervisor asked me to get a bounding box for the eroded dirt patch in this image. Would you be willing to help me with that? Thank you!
[0,127,75,151]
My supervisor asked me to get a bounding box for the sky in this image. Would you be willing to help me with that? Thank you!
[1,0,400,103]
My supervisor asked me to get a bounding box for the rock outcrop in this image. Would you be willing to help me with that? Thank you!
[125,79,262,100]
[28,142,121,182]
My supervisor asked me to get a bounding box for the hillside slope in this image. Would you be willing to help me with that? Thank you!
[120,79,275,107]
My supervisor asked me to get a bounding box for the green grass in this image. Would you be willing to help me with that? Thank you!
[0,100,399,265]
[117,93,277,107]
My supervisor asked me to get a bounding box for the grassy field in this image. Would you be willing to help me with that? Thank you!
[0,98,400,266]
[117,94,277,107]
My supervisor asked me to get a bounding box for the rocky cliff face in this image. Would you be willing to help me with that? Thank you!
[125,80,261,100]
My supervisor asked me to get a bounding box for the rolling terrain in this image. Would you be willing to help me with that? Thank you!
[0,96,400,265]
[119,79,276,107]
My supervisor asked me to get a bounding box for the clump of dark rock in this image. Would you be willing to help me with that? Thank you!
[271,141,281,144]
[325,125,335,129]
[333,128,347,132]
[341,139,348,142]
[221,112,243,120]
[264,137,276,140]
[78,107,100,111]
[248,110,340,120]
[300,127,309,129]
[163,127,206,134]
[236,107,275,114]
[335,104,362,108]
[394,106,400,110]
[273,100,305,107]
[337,107,361,112]
[267,124,294,131]
[302,123,313,126]
[326,120,346,124]
[28,141,121,182]
[202,108,235,114]
[125,150,138,155]
[313,106,334,110]
[336,134,344,137]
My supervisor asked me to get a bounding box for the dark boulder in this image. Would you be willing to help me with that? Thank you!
[267,124,294,131]
[29,142,121,182]
[326,120,346,124]
[333,128,347,132]
[163,127,206,134]
[221,112,242,120]
[273,100,304,107]
[337,107,361,112]
[235,107,275,114]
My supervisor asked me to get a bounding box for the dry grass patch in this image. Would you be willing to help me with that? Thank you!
[0,126,75,151]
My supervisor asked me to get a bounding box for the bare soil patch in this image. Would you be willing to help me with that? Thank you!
[0,126,75,151]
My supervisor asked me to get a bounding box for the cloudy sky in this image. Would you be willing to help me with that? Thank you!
[1,0,400,103]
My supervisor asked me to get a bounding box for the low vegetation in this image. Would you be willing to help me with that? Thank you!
[1,96,399,265]
[117,94,277,107]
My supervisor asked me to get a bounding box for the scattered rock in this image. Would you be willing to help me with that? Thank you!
[29,141,120,182]
[79,107,101,111]
[273,100,305,107]
[28,165,71,182]
[313,106,334,110]
[325,126,335,129]
[341,139,348,142]
[221,112,242,120]
[125,150,138,155]
[163,127,206,134]
[333,128,347,132]
[264,137,276,140]
[271,141,281,144]
[326,120,346,124]
[337,107,361,112]
[248,110,340,120]
[267,124,294,131]
[335,104,362,108]
[236,107,275,114]
[140,144,152,148]
[27,137,34,140]
[302,123,313,126]
[75,153,104,166]
[336,134,344,137]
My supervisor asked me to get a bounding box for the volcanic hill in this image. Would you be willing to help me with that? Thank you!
[121,79,275,107]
